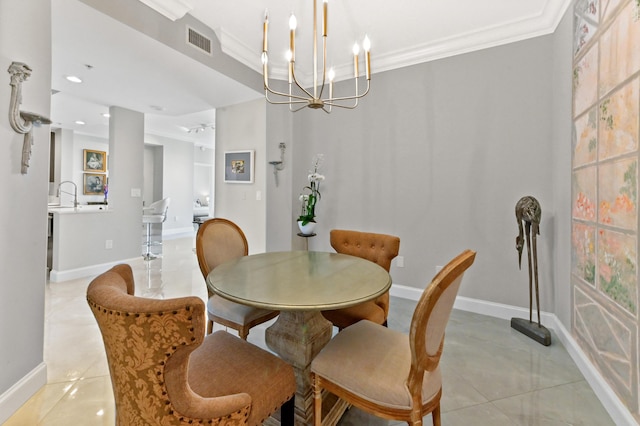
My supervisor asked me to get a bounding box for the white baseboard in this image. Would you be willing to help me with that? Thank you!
[390,284,638,426]
[0,363,47,424]
[49,256,140,282]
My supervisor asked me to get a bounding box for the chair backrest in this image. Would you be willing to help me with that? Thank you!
[407,250,476,395]
[330,229,400,317]
[148,197,171,217]
[330,229,400,272]
[86,264,249,424]
[196,218,249,285]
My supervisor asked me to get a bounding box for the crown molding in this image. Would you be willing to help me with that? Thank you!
[138,0,192,21]
[372,0,573,75]
[216,0,572,83]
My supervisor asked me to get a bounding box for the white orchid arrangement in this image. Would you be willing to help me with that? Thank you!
[298,154,325,226]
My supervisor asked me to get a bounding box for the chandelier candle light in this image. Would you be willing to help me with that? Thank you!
[261,0,371,113]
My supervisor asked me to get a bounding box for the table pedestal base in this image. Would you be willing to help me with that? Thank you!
[266,310,337,426]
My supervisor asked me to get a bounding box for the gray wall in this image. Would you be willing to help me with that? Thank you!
[108,106,145,260]
[0,0,50,405]
[266,105,295,251]
[256,26,574,324]
[550,7,573,327]
[291,35,558,310]
[215,99,267,253]
[145,134,195,234]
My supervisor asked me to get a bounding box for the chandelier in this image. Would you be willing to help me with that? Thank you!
[261,0,371,113]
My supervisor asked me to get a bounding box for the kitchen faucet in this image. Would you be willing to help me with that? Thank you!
[57,181,78,207]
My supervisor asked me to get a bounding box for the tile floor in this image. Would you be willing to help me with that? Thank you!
[6,234,615,425]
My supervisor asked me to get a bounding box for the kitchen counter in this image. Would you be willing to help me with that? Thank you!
[48,204,111,214]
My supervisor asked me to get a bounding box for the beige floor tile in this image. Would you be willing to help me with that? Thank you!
[39,376,115,425]
[3,235,614,425]
[3,382,72,425]
[441,402,516,425]
[492,380,615,425]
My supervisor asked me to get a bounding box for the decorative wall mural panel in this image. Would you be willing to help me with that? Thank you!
[599,2,640,96]
[573,108,598,167]
[572,2,640,417]
[574,0,599,55]
[598,158,637,229]
[573,44,599,117]
[572,222,597,285]
[598,78,639,160]
[573,166,597,221]
[601,0,626,22]
[597,228,637,314]
[574,282,635,403]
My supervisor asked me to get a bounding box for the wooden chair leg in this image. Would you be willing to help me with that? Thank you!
[206,319,213,335]
[313,374,322,426]
[280,396,295,426]
[432,404,441,426]
[239,327,249,340]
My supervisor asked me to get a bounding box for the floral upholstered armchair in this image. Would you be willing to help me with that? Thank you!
[87,264,295,425]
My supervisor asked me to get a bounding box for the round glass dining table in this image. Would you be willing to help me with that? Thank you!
[207,250,391,426]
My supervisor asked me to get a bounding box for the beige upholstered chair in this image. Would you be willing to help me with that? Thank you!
[87,264,296,426]
[322,229,400,329]
[196,218,279,337]
[312,250,476,426]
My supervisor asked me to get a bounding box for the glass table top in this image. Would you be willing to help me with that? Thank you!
[207,251,391,311]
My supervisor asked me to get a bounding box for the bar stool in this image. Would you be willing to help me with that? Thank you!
[142,197,170,260]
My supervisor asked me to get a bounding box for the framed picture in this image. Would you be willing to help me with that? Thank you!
[224,150,254,183]
[84,173,106,195]
[83,149,107,172]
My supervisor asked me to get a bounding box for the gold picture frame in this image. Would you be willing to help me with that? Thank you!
[84,173,106,195]
[83,149,107,172]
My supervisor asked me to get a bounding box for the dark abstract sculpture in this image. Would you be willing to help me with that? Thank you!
[512,196,551,346]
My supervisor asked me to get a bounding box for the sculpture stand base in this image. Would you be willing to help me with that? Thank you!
[511,317,551,346]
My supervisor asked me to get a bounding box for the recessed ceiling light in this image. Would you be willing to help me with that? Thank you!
[102,113,110,118]
[65,75,83,83]
[75,120,86,125]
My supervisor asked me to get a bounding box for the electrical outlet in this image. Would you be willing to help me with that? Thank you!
[396,256,404,268]
[105,240,113,249]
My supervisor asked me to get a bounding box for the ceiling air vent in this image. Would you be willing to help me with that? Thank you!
[187,27,212,55]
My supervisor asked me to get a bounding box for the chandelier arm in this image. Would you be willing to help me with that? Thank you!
[291,103,309,113]
[266,98,308,106]
[324,101,358,110]
[265,93,309,105]
[323,80,370,103]
[264,83,312,102]
[290,65,315,99]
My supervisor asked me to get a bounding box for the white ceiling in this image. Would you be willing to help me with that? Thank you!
[50,0,571,142]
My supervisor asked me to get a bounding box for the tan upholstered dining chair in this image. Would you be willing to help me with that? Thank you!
[322,229,400,329]
[312,249,476,426]
[87,264,296,426]
[196,218,279,337]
